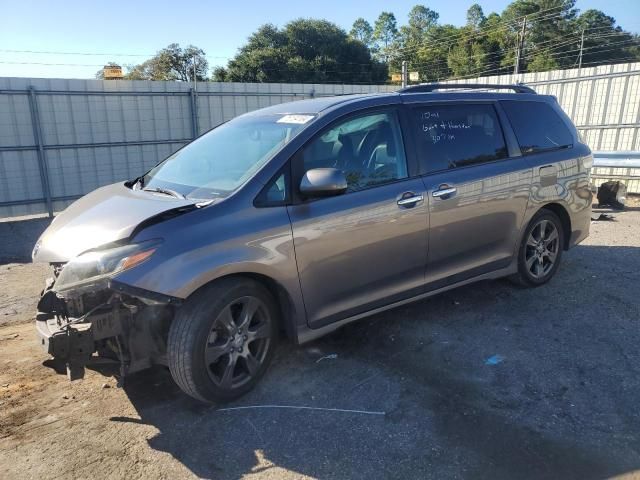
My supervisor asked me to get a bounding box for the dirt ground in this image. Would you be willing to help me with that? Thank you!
[1,206,640,480]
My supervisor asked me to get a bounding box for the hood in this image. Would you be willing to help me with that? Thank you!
[32,182,196,263]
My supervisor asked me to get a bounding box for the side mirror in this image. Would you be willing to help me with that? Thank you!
[299,168,347,197]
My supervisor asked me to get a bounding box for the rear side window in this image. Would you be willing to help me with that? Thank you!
[413,104,508,173]
[501,100,573,154]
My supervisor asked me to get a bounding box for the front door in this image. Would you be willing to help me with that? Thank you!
[287,109,428,328]
[410,102,531,288]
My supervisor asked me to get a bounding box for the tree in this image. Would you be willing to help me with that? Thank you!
[501,0,579,72]
[112,1,640,86]
[407,5,439,34]
[410,24,458,81]
[211,66,228,82]
[393,6,440,78]
[466,4,486,30]
[399,5,439,46]
[448,27,490,77]
[373,12,399,60]
[224,19,387,83]
[350,18,374,48]
[482,12,514,75]
[572,9,636,67]
[125,43,208,81]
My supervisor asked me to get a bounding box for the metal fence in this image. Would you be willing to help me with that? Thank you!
[591,151,640,194]
[1,62,639,218]
[0,78,394,218]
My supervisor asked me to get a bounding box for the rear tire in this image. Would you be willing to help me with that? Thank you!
[168,277,278,403]
[510,209,564,287]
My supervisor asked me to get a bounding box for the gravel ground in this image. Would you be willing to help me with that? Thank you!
[1,206,639,480]
[0,263,50,326]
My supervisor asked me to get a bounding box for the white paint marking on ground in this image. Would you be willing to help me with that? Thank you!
[217,405,386,416]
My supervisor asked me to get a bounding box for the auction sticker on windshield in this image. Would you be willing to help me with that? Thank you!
[277,114,315,124]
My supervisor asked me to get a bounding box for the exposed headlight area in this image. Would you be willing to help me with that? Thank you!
[36,238,175,382]
[55,239,161,294]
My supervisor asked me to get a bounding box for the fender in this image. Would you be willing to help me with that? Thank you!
[113,196,307,339]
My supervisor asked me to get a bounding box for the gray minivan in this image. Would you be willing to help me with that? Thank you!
[33,84,593,403]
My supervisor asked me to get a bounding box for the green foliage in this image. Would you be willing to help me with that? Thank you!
[224,19,387,83]
[211,66,228,82]
[125,1,640,84]
[448,29,490,77]
[466,4,486,30]
[571,9,637,67]
[350,18,374,48]
[373,12,399,60]
[125,44,208,81]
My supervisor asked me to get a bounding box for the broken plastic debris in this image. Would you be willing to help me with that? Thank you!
[485,354,505,365]
[316,353,338,363]
[592,213,615,222]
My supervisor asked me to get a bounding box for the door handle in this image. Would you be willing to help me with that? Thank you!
[432,186,457,198]
[397,194,424,206]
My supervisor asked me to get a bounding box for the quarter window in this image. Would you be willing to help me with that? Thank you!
[414,104,508,173]
[301,111,408,193]
[254,170,289,207]
[501,100,573,154]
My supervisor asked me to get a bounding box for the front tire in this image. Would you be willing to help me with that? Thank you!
[511,210,564,287]
[168,278,278,403]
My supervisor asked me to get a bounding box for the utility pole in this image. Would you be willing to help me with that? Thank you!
[401,60,408,88]
[514,16,527,75]
[192,55,197,93]
[578,28,585,73]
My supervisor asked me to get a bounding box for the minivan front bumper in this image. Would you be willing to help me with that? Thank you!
[35,278,179,381]
[36,316,95,379]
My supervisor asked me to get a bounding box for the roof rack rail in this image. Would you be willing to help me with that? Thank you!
[398,83,536,94]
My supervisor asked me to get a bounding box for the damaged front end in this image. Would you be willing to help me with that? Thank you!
[35,240,179,383]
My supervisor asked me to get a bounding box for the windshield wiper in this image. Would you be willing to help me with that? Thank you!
[142,187,186,199]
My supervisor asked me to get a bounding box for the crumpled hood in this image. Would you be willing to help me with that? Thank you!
[32,182,196,263]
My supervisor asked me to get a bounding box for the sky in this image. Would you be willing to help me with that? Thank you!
[1,0,639,79]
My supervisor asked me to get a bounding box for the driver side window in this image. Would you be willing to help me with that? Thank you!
[302,111,408,193]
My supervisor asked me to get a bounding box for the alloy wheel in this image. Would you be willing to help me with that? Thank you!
[204,296,271,389]
[525,219,559,279]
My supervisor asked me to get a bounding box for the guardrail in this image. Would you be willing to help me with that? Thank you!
[592,151,640,194]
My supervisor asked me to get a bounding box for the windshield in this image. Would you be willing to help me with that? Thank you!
[140,114,314,200]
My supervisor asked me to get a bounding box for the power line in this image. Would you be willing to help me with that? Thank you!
[402,33,583,77]
[403,30,636,80]
[388,6,568,60]
[0,61,106,67]
[444,41,640,81]
[436,36,639,81]
[0,48,231,60]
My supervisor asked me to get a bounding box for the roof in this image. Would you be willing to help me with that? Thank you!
[398,83,537,94]
[243,85,550,117]
[244,93,386,115]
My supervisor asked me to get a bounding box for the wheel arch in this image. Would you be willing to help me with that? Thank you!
[185,272,299,342]
[539,202,572,250]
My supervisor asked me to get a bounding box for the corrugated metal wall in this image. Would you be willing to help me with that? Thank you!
[1,63,639,219]
[0,78,394,218]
